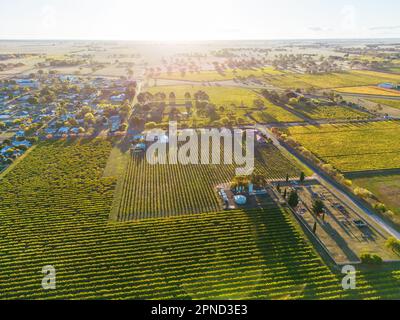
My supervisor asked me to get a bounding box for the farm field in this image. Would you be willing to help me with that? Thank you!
[146,85,301,125]
[0,139,400,299]
[157,67,283,82]
[368,98,400,110]
[265,70,400,89]
[335,86,400,97]
[353,174,400,217]
[288,105,371,120]
[113,143,302,221]
[287,121,400,173]
[388,67,400,74]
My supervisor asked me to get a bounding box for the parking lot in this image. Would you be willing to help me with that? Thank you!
[293,183,399,264]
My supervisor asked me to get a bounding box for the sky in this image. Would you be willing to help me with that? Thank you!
[0,0,400,41]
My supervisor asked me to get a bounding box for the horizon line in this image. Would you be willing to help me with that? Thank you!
[1,37,400,42]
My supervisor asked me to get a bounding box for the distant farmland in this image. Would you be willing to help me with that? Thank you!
[265,70,400,89]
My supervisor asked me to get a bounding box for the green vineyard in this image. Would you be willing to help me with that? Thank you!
[0,139,400,299]
[113,143,302,221]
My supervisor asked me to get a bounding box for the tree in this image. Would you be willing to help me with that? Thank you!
[360,253,383,265]
[127,68,134,79]
[15,145,28,152]
[119,122,128,132]
[385,237,400,253]
[84,113,95,125]
[5,148,15,157]
[312,222,317,234]
[28,96,39,105]
[312,199,325,216]
[354,187,373,199]
[253,99,264,110]
[169,92,176,107]
[231,176,250,192]
[68,118,78,126]
[220,117,231,127]
[288,191,299,208]
[145,122,157,130]
[300,172,305,183]
[286,173,289,182]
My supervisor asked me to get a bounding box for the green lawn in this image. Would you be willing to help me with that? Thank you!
[146,85,301,126]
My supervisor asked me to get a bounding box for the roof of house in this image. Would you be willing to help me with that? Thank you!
[58,127,69,133]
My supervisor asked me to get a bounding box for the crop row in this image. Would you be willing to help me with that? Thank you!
[0,139,399,300]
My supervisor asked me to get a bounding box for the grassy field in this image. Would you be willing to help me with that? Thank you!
[1,139,400,299]
[288,105,371,120]
[367,98,400,110]
[157,67,283,82]
[388,67,400,74]
[146,85,301,125]
[353,174,400,217]
[113,143,302,221]
[287,121,400,173]
[335,86,400,97]
[266,70,400,89]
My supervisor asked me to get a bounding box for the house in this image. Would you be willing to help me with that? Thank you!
[132,134,145,142]
[44,128,57,135]
[109,115,121,133]
[378,83,395,89]
[16,130,25,137]
[110,94,126,103]
[12,140,31,148]
[0,146,13,155]
[58,127,69,135]
[70,127,80,134]
[0,115,11,121]
[132,143,146,153]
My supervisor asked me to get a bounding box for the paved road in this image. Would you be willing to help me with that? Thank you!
[255,124,400,240]
[340,93,400,100]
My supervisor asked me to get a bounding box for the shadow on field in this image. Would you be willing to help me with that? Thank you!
[244,197,335,299]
